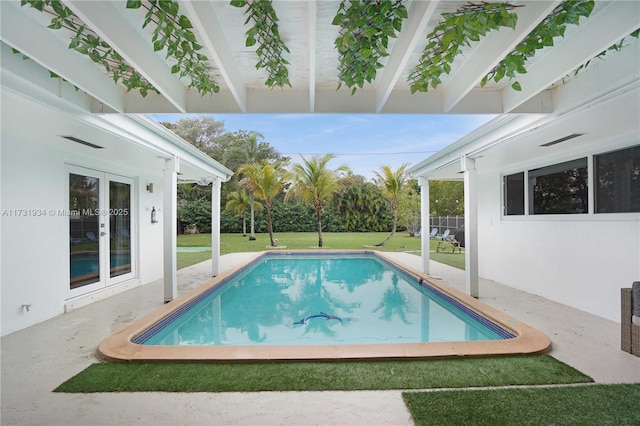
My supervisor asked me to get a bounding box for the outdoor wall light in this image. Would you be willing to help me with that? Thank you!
[146,183,154,193]
[151,207,158,224]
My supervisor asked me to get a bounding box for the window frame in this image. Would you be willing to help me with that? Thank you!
[594,144,640,214]
[500,143,639,221]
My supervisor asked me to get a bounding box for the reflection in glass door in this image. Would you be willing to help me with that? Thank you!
[69,172,101,289]
[68,167,135,295]
[109,180,132,279]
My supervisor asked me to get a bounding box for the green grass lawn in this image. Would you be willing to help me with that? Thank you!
[403,384,640,426]
[177,232,465,270]
[55,355,590,393]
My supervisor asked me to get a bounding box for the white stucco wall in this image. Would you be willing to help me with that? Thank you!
[476,142,640,322]
[1,92,165,335]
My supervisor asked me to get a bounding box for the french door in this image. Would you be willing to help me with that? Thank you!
[68,166,135,297]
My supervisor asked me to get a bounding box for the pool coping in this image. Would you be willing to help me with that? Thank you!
[97,250,551,362]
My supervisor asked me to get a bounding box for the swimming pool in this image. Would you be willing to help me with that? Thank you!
[99,251,551,361]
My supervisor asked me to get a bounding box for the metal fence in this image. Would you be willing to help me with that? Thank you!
[428,215,464,236]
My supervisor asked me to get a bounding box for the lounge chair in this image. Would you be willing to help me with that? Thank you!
[70,236,82,245]
[429,228,438,239]
[86,232,99,243]
[621,281,640,357]
[436,229,450,240]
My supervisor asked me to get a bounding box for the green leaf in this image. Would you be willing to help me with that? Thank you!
[246,36,257,47]
[230,0,246,7]
[397,5,408,19]
[511,81,522,91]
[171,64,180,74]
[178,15,193,29]
[126,0,142,9]
[47,20,62,30]
[88,50,101,63]
[332,13,344,26]
[158,0,173,15]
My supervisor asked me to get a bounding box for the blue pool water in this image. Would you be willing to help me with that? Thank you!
[70,252,131,278]
[136,253,514,346]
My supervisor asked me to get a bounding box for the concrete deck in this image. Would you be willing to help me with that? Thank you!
[2,252,639,425]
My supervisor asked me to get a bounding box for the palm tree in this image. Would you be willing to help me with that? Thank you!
[225,190,262,236]
[238,161,289,247]
[224,131,280,240]
[286,155,351,248]
[374,163,409,247]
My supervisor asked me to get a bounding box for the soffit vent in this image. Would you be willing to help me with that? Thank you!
[540,133,584,147]
[60,135,104,149]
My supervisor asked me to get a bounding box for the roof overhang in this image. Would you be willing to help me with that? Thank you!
[1,0,637,115]
[408,39,640,180]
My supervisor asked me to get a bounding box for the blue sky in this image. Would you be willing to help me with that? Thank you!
[149,113,495,179]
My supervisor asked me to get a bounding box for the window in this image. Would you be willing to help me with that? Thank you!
[595,145,640,213]
[529,158,588,215]
[503,172,524,215]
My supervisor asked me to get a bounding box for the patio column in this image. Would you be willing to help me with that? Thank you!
[211,176,221,277]
[461,155,479,297]
[419,177,430,274]
[163,156,179,303]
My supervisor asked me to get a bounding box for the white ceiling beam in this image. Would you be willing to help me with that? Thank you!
[308,1,318,113]
[442,0,562,113]
[63,0,187,113]
[182,0,247,113]
[375,0,439,113]
[1,42,93,114]
[0,1,125,112]
[502,1,640,113]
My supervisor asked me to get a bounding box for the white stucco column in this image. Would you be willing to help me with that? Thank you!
[419,176,430,274]
[211,176,221,277]
[462,155,479,297]
[163,156,179,303]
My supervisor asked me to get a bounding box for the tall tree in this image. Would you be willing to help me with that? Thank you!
[374,163,409,247]
[398,179,421,236]
[222,130,282,170]
[286,155,351,248]
[166,116,228,160]
[225,190,262,236]
[224,131,283,240]
[429,180,464,216]
[238,161,289,247]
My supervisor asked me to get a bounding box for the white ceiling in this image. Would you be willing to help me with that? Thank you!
[1,0,638,115]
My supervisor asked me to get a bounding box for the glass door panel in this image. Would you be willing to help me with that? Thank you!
[69,172,101,289]
[68,167,136,297]
[109,179,132,280]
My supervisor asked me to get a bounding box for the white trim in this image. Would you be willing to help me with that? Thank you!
[163,156,179,303]
[65,278,141,312]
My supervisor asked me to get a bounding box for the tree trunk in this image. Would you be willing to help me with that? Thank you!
[266,201,276,247]
[242,213,247,236]
[375,203,398,247]
[316,204,323,248]
[249,192,256,240]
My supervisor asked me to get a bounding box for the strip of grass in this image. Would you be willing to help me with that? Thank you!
[403,384,640,426]
[54,355,590,393]
[177,232,465,270]
[177,251,211,270]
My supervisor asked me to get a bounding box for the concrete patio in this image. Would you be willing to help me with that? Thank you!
[1,252,639,425]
